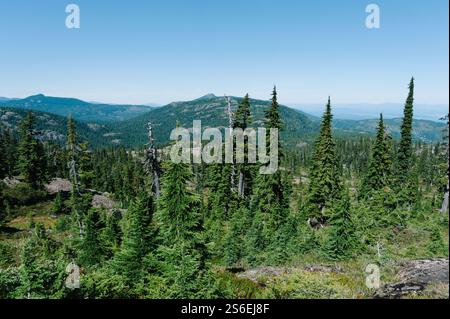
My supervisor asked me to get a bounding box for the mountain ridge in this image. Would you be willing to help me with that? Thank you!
[1,94,446,148]
[0,94,154,122]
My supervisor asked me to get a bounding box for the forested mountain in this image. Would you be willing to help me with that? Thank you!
[101,94,319,147]
[0,107,108,147]
[2,94,446,149]
[0,94,154,122]
[333,118,445,143]
[101,94,446,147]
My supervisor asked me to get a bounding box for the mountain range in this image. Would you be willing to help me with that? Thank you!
[0,93,447,148]
[0,94,154,122]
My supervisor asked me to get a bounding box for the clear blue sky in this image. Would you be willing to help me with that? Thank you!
[0,0,448,106]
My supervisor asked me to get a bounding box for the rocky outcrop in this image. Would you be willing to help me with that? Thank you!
[45,178,73,194]
[376,259,449,298]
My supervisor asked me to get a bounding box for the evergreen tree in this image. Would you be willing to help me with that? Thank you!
[234,94,252,129]
[360,114,393,197]
[428,225,446,256]
[396,78,415,186]
[0,181,5,226]
[78,209,104,267]
[247,87,289,259]
[156,161,203,245]
[78,142,95,189]
[67,116,80,192]
[439,114,449,213]
[233,94,253,197]
[113,195,155,281]
[324,188,355,260]
[264,86,283,131]
[101,209,123,256]
[52,192,65,215]
[19,223,65,298]
[154,161,212,297]
[307,97,341,221]
[16,112,47,188]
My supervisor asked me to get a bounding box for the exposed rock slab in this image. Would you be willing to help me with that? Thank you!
[376,259,449,299]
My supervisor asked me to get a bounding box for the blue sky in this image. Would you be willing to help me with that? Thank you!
[0,0,448,107]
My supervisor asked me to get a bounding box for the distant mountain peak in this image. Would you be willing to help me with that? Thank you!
[196,93,217,100]
[26,93,46,99]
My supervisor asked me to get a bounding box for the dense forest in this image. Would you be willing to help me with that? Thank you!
[0,79,448,299]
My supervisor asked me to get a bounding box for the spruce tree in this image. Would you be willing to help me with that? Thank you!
[156,161,202,245]
[307,97,341,221]
[66,116,80,192]
[52,192,65,215]
[324,188,355,260]
[78,209,104,267]
[248,87,288,258]
[234,94,252,197]
[0,181,5,226]
[396,78,415,186]
[113,195,155,281]
[16,111,47,188]
[154,161,210,297]
[360,114,393,197]
[439,114,449,213]
[265,86,283,131]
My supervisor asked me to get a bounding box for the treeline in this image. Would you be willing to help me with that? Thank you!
[0,79,448,298]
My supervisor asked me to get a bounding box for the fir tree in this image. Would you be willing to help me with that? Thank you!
[52,192,65,215]
[234,94,252,197]
[101,209,123,256]
[360,114,393,197]
[0,181,5,226]
[16,111,47,188]
[156,161,202,245]
[19,223,65,298]
[307,97,341,220]
[428,225,446,256]
[66,116,80,192]
[113,195,155,281]
[396,78,415,186]
[78,209,104,267]
[250,87,288,249]
[324,188,355,260]
[265,86,283,131]
[234,94,252,131]
[439,114,449,213]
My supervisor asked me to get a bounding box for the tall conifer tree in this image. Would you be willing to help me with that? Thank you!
[234,94,252,197]
[16,111,47,188]
[307,98,341,220]
[360,114,393,197]
[396,78,415,186]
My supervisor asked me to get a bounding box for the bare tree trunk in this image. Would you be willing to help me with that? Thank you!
[153,171,160,198]
[145,122,161,198]
[225,95,236,192]
[238,171,245,197]
[441,185,449,213]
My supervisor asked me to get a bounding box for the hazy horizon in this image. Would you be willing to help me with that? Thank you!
[1,91,447,122]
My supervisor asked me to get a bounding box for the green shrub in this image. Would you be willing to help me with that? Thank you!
[3,183,48,206]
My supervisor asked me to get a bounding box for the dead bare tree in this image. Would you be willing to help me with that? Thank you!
[224,95,236,193]
[440,114,449,213]
[145,122,161,198]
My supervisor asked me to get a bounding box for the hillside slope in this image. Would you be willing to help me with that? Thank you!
[0,107,108,147]
[0,94,154,122]
[101,94,319,148]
